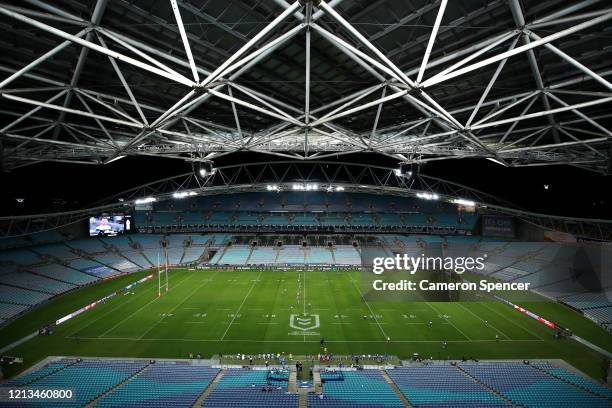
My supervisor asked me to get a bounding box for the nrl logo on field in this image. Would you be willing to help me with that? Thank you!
[289,314,320,331]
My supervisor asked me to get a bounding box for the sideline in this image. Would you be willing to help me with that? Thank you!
[0,331,38,354]
[571,335,612,359]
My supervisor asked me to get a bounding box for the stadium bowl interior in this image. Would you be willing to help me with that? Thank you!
[0,0,611,407]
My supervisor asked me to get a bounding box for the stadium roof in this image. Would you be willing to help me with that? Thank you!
[0,0,611,172]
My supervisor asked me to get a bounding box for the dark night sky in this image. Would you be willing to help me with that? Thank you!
[0,153,610,219]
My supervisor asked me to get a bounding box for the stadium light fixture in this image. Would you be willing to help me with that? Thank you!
[266,185,280,192]
[173,191,197,199]
[395,163,413,178]
[451,198,476,207]
[292,183,319,191]
[417,192,439,201]
[336,186,345,191]
[134,197,156,204]
[197,161,215,178]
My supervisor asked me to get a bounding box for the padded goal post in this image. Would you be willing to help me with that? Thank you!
[157,248,169,297]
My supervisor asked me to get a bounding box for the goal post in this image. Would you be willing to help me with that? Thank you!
[157,248,169,297]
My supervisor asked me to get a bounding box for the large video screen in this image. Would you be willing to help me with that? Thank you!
[89,215,132,237]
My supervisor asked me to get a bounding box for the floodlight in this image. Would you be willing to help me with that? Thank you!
[134,197,157,204]
[417,192,439,200]
[173,191,197,199]
[452,198,476,207]
[197,161,215,178]
[396,162,413,178]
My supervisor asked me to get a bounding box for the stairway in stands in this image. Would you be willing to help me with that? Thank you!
[455,364,514,406]
[531,363,612,402]
[330,247,337,264]
[312,370,322,393]
[84,361,151,408]
[19,359,80,386]
[298,392,307,408]
[193,370,224,407]
[288,370,297,392]
[381,370,412,407]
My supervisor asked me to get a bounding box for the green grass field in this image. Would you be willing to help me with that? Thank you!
[1,269,611,380]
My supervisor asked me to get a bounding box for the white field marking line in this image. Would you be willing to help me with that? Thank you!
[425,302,472,341]
[220,270,263,341]
[97,271,193,338]
[456,302,510,340]
[348,276,388,340]
[65,336,545,343]
[138,270,219,340]
[68,279,155,337]
[480,301,545,340]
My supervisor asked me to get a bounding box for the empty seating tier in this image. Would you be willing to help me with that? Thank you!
[97,363,219,408]
[309,370,403,407]
[203,369,298,407]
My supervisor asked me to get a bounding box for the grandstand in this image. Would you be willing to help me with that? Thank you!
[1,0,612,406]
[2,358,611,407]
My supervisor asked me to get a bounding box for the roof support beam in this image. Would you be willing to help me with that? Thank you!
[416,0,447,83]
[169,0,200,83]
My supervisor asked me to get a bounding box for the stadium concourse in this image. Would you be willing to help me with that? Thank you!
[1,0,612,407]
